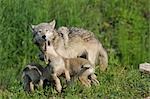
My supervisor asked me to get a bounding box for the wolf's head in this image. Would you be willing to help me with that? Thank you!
[31,20,56,46]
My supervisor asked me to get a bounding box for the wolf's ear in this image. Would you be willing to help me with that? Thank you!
[31,25,35,29]
[30,24,35,33]
[49,20,56,29]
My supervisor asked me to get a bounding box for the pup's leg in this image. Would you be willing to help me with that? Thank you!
[22,75,31,93]
[52,73,62,93]
[64,69,71,82]
[39,78,43,89]
[79,69,92,87]
[79,76,91,87]
[89,74,99,85]
[44,53,49,65]
[29,82,34,93]
[64,69,72,86]
[82,67,99,85]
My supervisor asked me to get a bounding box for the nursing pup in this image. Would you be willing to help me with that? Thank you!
[22,63,54,93]
[22,63,44,93]
[43,40,99,93]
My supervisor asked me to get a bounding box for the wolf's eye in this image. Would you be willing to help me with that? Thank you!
[39,30,42,33]
[45,29,49,32]
[81,65,84,68]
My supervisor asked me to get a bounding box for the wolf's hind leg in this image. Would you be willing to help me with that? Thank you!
[87,51,97,66]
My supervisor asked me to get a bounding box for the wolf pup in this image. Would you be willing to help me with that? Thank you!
[22,63,44,93]
[31,20,108,71]
[43,40,99,93]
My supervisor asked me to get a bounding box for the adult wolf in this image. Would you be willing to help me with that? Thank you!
[31,20,108,71]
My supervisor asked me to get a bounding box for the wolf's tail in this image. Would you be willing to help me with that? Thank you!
[98,43,108,71]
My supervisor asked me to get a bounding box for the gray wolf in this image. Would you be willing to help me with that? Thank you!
[31,20,108,71]
[43,40,99,92]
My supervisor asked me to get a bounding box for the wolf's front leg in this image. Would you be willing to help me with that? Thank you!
[52,73,62,93]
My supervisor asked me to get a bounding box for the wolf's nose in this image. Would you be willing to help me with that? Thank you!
[42,35,46,39]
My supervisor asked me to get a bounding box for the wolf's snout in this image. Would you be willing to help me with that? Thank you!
[42,35,46,40]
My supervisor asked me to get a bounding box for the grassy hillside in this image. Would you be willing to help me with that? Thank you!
[0,0,149,98]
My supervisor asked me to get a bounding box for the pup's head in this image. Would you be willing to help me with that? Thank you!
[31,20,56,46]
[43,40,52,64]
[81,64,91,70]
[43,40,51,52]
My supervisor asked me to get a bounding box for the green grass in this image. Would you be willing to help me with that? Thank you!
[0,0,149,98]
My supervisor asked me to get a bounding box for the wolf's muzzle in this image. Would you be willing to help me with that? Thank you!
[42,35,46,40]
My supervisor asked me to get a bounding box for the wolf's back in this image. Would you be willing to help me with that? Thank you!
[67,27,95,41]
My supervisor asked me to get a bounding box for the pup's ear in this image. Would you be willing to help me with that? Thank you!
[82,64,91,69]
[81,65,84,68]
[49,20,56,29]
